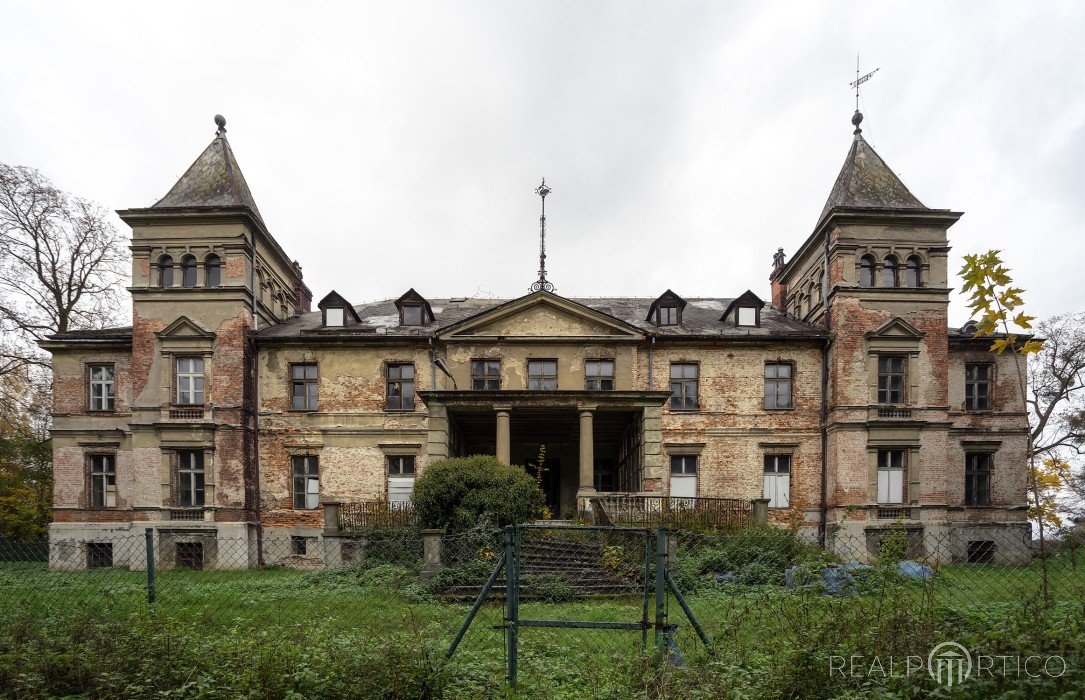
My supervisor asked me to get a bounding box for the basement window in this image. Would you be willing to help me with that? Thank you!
[87,542,113,569]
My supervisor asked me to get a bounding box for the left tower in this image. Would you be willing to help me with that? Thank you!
[43,116,311,570]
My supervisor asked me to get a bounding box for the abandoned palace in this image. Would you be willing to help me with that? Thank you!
[41,112,1030,570]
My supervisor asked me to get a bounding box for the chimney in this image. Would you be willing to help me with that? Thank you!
[770,248,788,310]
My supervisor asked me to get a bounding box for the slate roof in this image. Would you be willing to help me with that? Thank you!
[257,295,826,341]
[818,132,928,223]
[152,135,264,222]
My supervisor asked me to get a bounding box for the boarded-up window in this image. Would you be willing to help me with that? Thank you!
[877,450,905,504]
[763,455,791,508]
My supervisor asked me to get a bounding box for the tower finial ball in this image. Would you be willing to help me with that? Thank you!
[214,114,226,128]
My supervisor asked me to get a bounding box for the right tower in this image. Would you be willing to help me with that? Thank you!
[771,110,1030,562]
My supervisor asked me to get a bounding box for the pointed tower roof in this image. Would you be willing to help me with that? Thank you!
[818,111,927,223]
[152,115,264,222]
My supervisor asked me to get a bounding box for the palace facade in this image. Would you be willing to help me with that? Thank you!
[42,113,1030,569]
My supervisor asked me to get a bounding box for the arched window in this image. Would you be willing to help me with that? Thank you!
[905,255,922,288]
[158,255,174,287]
[204,254,221,287]
[859,255,876,288]
[181,255,198,287]
[881,255,899,288]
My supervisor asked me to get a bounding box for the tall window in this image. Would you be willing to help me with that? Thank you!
[859,255,876,288]
[386,363,415,410]
[965,364,992,411]
[88,364,115,411]
[291,363,318,410]
[470,360,501,390]
[89,454,116,508]
[181,255,198,287]
[176,357,205,405]
[669,455,697,499]
[388,456,416,503]
[401,304,424,326]
[877,356,905,404]
[585,359,615,391]
[876,449,905,504]
[881,256,899,288]
[763,455,791,508]
[176,451,205,507]
[965,453,991,506]
[669,363,698,410]
[204,254,221,287]
[292,455,319,509]
[158,255,174,287]
[905,255,922,287]
[764,363,793,409]
[656,305,678,326]
[527,360,558,390]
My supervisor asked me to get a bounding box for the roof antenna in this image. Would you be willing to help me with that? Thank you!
[530,178,555,293]
[214,114,227,138]
[848,54,879,136]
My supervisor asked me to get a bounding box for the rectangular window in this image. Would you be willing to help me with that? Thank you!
[669,455,697,498]
[527,360,558,390]
[877,355,906,404]
[89,454,116,508]
[176,357,205,405]
[291,363,319,410]
[737,307,757,326]
[176,451,205,507]
[88,365,115,411]
[876,449,905,504]
[176,542,203,570]
[401,304,423,326]
[965,364,992,411]
[87,542,113,569]
[291,535,308,556]
[292,455,320,509]
[386,363,415,410]
[764,363,793,409]
[325,307,344,327]
[657,306,678,326]
[388,456,416,503]
[763,455,791,508]
[669,363,699,410]
[967,540,996,564]
[470,359,501,390]
[965,453,991,506]
[585,359,615,391]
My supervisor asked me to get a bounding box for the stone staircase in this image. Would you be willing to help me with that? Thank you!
[442,535,642,601]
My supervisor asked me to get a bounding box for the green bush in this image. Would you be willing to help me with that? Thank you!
[524,573,575,603]
[413,455,545,533]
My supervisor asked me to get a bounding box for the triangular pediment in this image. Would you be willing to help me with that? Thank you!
[866,317,925,340]
[156,316,216,340]
[440,291,644,340]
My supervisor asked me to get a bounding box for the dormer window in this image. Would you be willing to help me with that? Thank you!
[647,290,686,328]
[737,307,757,326]
[325,307,344,326]
[401,304,424,326]
[657,305,678,326]
[722,290,764,328]
[395,289,434,327]
[317,290,360,328]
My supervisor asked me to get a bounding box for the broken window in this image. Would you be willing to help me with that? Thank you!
[175,357,205,405]
[876,449,905,504]
[88,364,115,411]
[89,454,116,508]
[470,359,501,390]
[177,451,205,507]
[965,453,992,506]
[291,535,308,556]
[585,359,614,391]
[291,363,318,410]
[292,455,319,509]
[388,456,416,503]
[965,364,992,411]
[204,254,221,287]
[764,363,792,409]
[527,360,558,390]
[877,355,905,404]
[669,363,698,410]
[386,363,415,410]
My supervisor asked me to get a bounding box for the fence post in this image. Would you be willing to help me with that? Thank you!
[504,526,519,688]
[420,529,444,579]
[145,528,156,605]
[752,498,770,526]
[654,527,667,649]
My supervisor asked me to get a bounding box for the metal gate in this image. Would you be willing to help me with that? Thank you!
[447,524,708,688]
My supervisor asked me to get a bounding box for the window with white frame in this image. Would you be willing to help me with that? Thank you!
[387,456,416,503]
[876,449,905,504]
[737,306,757,326]
[176,357,205,405]
[89,454,116,508]
[325,307,345,327]
[669,455,697,499]
[292,455,319,509]
[176,451,205,507]
[763,455,791,508]
[88,365,115,411]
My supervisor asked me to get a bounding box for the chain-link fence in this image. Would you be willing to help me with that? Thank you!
[1,526,1083,697]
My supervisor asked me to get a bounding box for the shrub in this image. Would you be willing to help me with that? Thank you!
[524,573,574,603]
[413,455,545,533]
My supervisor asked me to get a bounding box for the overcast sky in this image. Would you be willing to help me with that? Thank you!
[1,1,1082,326]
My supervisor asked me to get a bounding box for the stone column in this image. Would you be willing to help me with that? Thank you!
[752,498,770,526]
[495,407,511,464]
[578,407,596,495]
[420,529,444,579]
